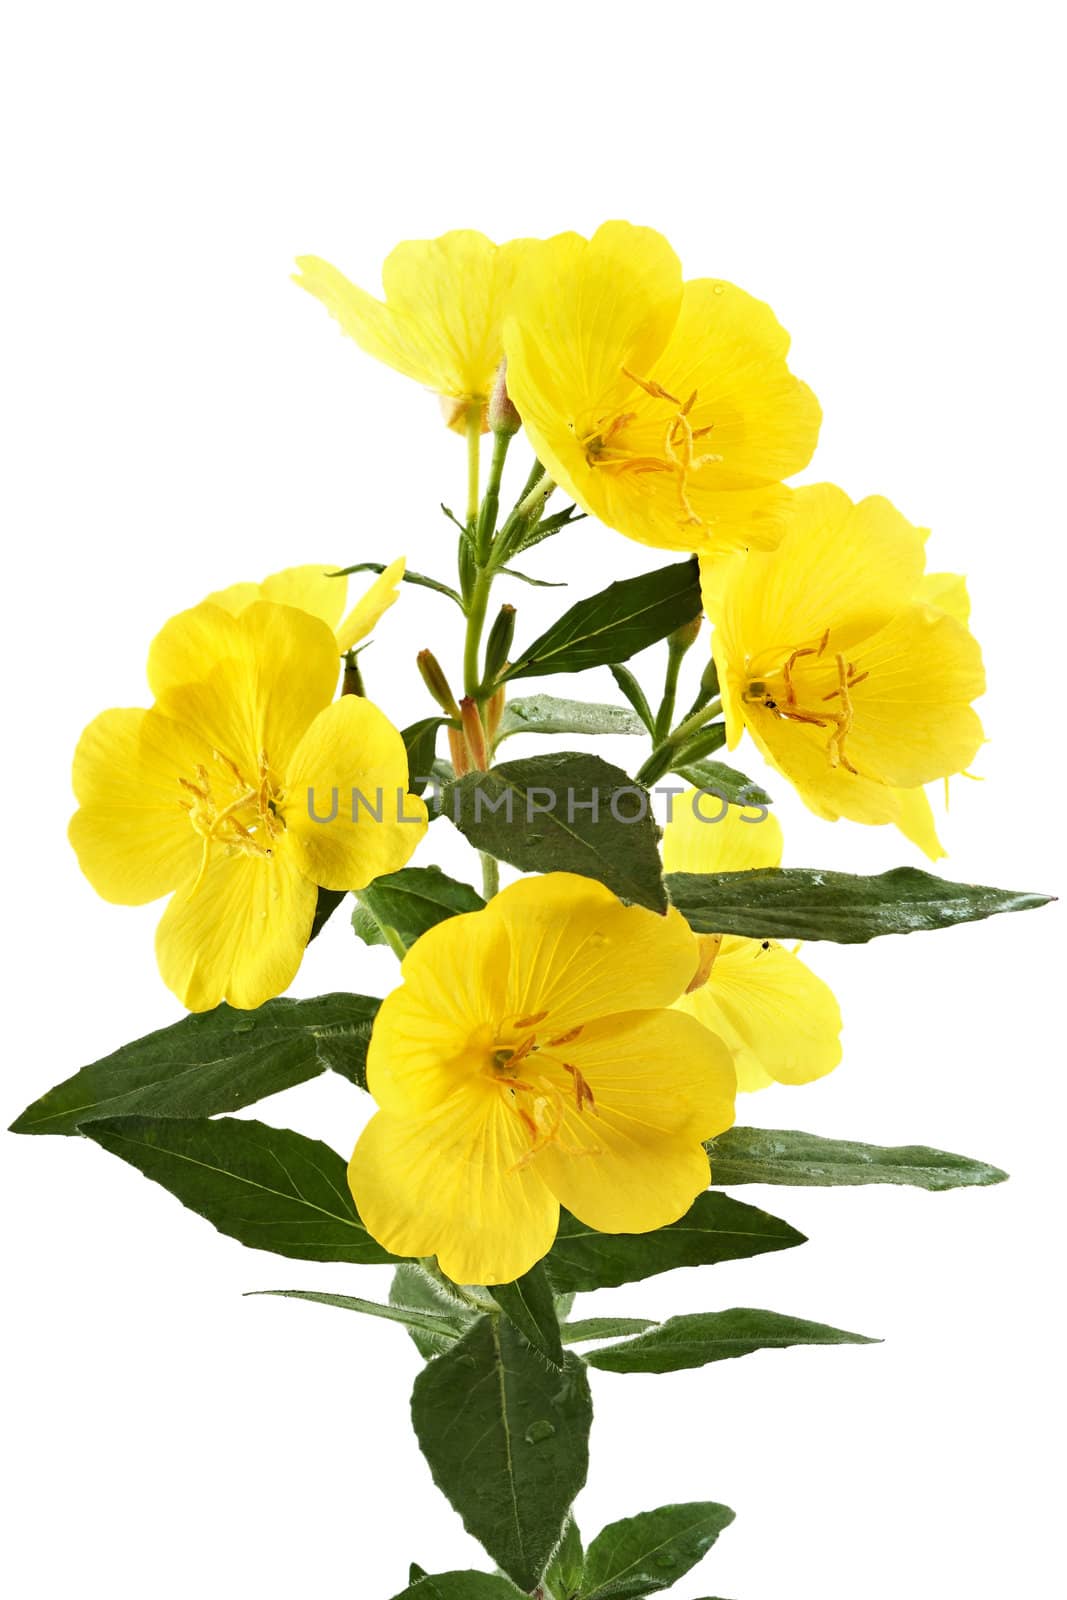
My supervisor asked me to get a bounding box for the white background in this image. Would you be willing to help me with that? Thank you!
[2,4,1064,1596]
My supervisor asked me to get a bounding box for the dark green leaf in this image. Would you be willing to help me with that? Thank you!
[545,1191,805,1295]
[669,760,772,808]
[585,1308,879,1375]
[10,993,378,1137]
[709,1126,1008,1190]
[667,865,1054,943]
[308,887,348,942]
[497,694,647,742]
[352,865,484,953]
[411,1315,593,1591]
[331,561,463,609]
[389,1572,521,1599]
[391,1263,479,1359]
[545,1517,585,1598]
[245,1289,464,1341]
[504,560,701,681]
[580,1502,736,1599]
[403,718,450,798]
[408,1564,428,1583]
[446,754,666,913]
[81,1115,398,1264]
[561,1319,658,1345]
[490,1263,564,1368]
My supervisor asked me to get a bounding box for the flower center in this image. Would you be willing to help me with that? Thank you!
[743,627,869,776]
[484,1012,600,1171]
[579,368,723,528]
[178,748,285,893]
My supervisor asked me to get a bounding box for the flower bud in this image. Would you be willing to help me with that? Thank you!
[484,680,508,744]
[482,604,516,687]
[342,650,366,698]
[417,649,461,718]
[669,614,703,655]
[460,697,490,772]
[447,725,471,779]
[487,359,522,437]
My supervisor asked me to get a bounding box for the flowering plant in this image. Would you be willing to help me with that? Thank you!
[13,222,1051,1598]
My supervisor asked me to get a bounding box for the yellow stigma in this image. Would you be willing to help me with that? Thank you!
[580,367,723,529]
[483,1016,600,1170]
[743,627,870,776]
[178,748,284,894]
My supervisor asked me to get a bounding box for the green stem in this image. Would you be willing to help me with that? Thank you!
[476,430,512,563]
[465,407,482,526]
[479,850,500,900]
[635,697,723,785]
[463,566,494,696]
[654,646,684,743]
[493,461,554,564]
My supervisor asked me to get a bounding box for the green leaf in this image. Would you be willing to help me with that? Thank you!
[411,1315,593,1592]
[403,717,450,798]
[667,864,1054,943]
[391,1264,479,1359]
[499,565,568,589]
[585,1308,879,1375]
[490,1262,565,1368]
[580,1502,736,1599]
[669,759,772,808]
[503,559,701,681]
[10,993,379,1137]
[352,865,484,953]
[408,1564,428,1583]
[545,1190,805,1295]
[545,1517,585,1598]
[561,1319,658,1345]
[331,561,463,609]
[245,1289,464,1341]
[497,694,647,742]
[709,1126,1008,1190]
[671,723,727,765]
[447,753,666,913]
[389,1571,521,1598]
[80,1115,398,1264]
[308,886,348,942]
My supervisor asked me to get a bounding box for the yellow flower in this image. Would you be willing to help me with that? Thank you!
[348,873,737,1284]
[503,221,820,555]
[703,485,986,854]
[70,601,428,1011]
[204,557,405,656]
[294,232,523,432]
[664,797,842,1092]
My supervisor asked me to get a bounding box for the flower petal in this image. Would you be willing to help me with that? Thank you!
[505,222,682,427]
[69,707,207,904]
[491,873,699,1032]
[282,694,427,891]
[532,1009,735,1233]
[677,936,842,1092]
[348,1091,559,1285]
[366,906,512,1116]
[663,792,783,874]
[335,556,405,653]
[633,277,821,488]
[296,231,518,401]
[155,843,315,1011]
[152,601,340,774]
[845,606,986,787]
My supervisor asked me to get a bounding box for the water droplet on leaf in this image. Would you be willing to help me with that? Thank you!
[524,1420,556,1444]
